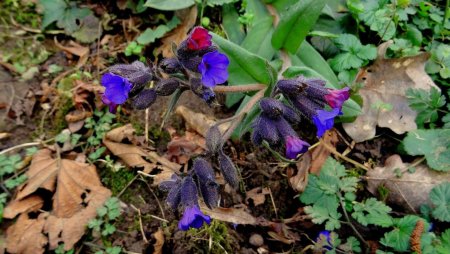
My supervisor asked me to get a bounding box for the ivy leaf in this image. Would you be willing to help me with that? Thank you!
[380,215,430,252]
[429,182,450,222]
[351,198,393,227]
[403,129,450,171]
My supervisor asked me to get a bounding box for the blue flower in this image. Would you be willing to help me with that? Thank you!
[285,136,310,159]
[312,108,342,138]
[178,205,211,230]
[316,231,332,250]
[101,72,132,111]
[198,51,229,87]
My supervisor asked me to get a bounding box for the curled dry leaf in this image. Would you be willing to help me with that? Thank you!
[103,125,181,185]
[5,149,111,253]
[200,203,257,225]
[3,195,43,219]
[166,129,206,165]
[343,42,440,142]
[175,105,229,137]
[246,187,270,206]
[310,129,339,174]
[366,154,450,213]
[152,228,165,254]
[155,7,197,58]
[288,152,311,192]
[54,39,89,68]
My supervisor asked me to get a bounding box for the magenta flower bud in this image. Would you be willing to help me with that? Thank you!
[131,89,157,110]
[178,204,211,231]
[324,87,350,109]
[187,26,212,51]
[312,108,342,137]
[285,136,310,159]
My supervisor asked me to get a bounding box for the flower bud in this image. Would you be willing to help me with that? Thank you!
[180,56,202,72]
[218,150,239,189]
[165,181,182,210]
[193,158,215,184]
[160,58,182,74]
[200,181,219,209]
[131,89,157,110]
[276,79,306,97]
[180,176,199,207]
[109,61,153,93]
[155,78,180,96]
[206,126,222,154]
[259,98,283,119]
[252,115,280,146]
[159,174,181,191]
[190,78,216,104]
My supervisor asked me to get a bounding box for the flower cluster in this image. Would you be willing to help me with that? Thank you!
[159,126,239,231]
[100,27,229,112]
[251,76,350,159]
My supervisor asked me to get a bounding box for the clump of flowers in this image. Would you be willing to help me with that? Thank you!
[100,26,230,113]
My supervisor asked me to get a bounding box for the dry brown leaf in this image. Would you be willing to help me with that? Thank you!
[310,129,339,174]
[103,126,181,185]
[6,213,47,254]
[5,149,111,252]
[267,231,295,245]
[366,155,450,212]
[175,105,229,137]
[166,130,206,164]
[343,42,439,142]
[288,152,311,192]
[3,195,43,219]
[54,39,89,68]
[156,7,197,58]
[152,228,165,254]
[246,187,270,206]
[200,204,257,225]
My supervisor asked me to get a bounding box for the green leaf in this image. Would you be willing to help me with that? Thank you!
[304,205,342,230]
[207,0,237,6]
[105,246,122,254]
[72,15,102,43]
[102,223,116,236]
[429,182,450,222]
[406,88,446,126]
[136,17,180,45]
[58,7,92,33]
[334,34,362,52]
[340,236,362,253]
[271,0,327,53]
[436,229,450,253]
[403,129,450,171]
[212,33,276,86]
[222,4,245,44]
[144,0,195,10]
[329,53,364,71]
[40,0,67,28]
[351,198,393,227]
[381,215,430,252]
[356,45,377,60]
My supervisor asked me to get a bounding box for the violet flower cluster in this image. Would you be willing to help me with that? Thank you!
[159,126,239,231]
[100,27,229,112]
[252,76,350,159]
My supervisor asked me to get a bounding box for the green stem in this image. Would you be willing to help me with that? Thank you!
[338,193,369,249]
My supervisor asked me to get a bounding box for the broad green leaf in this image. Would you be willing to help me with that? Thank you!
[212,33,276,86]
[429,182,450,222]
[334,34,362,52]
[241,18,275,60]
[207,0,237,6]
[136,17,180,45]
[304,205,342,230]
[403,129,450,171]
[144,0,195,10]
[58,7,91,33]
[40,0,67,28]
[436,229,450,253]
[329,53,364,71]
[381,215,430,252]
[222,4,245,44]
[356,45,377,60]
[271,0,327,53]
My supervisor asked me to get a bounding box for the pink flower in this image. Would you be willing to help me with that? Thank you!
[187,27,212,50]
[324,87,350,109]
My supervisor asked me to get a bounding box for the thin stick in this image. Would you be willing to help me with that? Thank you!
[268,187,278,218]
[130,204,149,243]
[338,195,368,248]
[0,139,54,156]
[117,175,139,198]
[321,139,371,171]
[145,108,149,143]
[213,84,266,93]
[139,176,166,221]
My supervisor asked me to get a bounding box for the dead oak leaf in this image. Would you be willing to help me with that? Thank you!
[6,213,47,254]
[6,149,111,252]
[343,42,440,142]
[366,154,450,213]
[3,195,43,219]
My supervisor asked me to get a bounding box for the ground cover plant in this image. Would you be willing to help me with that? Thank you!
[0,0,449,253]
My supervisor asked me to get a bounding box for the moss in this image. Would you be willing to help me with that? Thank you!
[101,169,136,196]
[186,220,235,254]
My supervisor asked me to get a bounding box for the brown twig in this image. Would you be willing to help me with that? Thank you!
[212,84,266,93]
[130,204,149,243]
[320,139,371,171]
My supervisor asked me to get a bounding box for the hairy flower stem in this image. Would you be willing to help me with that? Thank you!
[213,84,267,93]
[222,88,267,141]
[338,193,369,251]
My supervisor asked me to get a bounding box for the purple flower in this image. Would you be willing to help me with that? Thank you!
[316,231,332,250]
[101,72,132,111]
[198,51,229,87]
[285,136,310,159]
[312,108,342,137]
[101,95,118,113]
[324,87,350,109]
[178,204,211,230]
